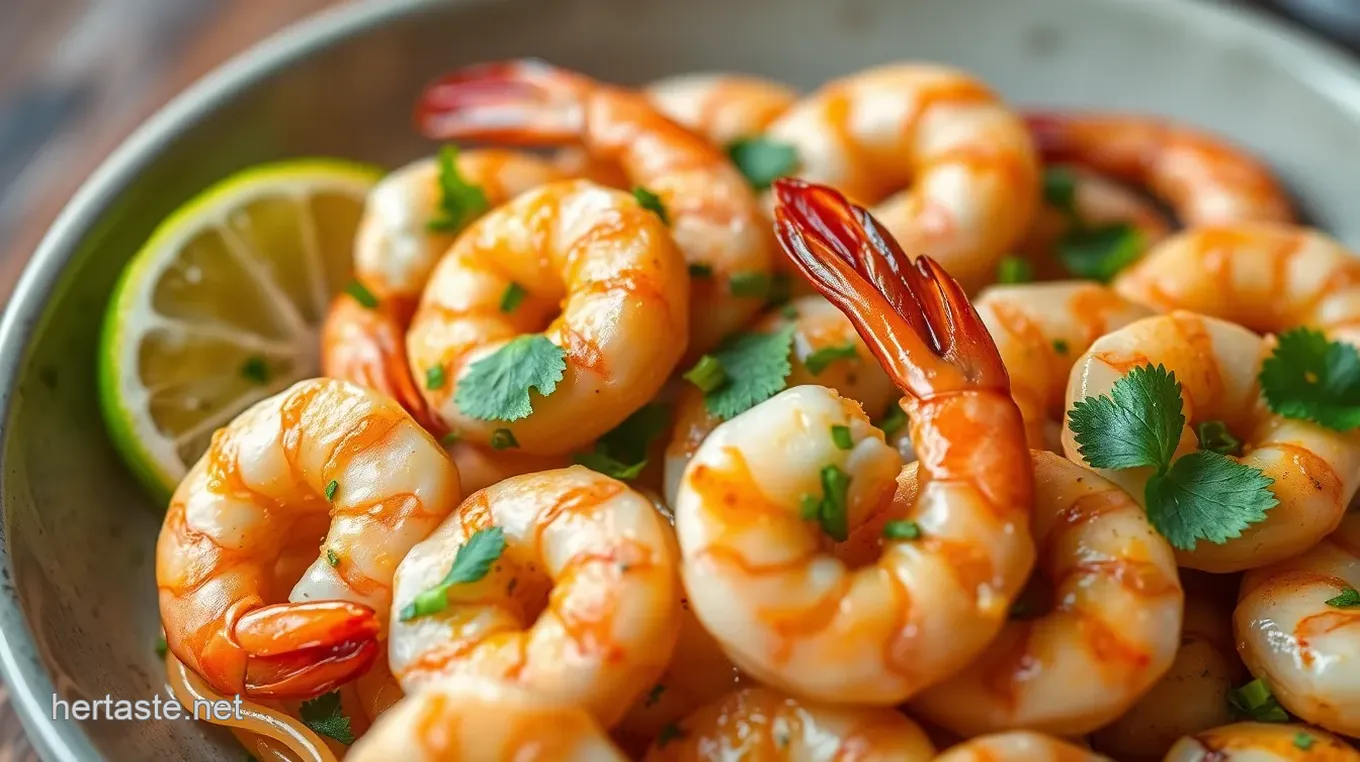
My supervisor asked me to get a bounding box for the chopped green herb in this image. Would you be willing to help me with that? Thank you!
[780,303,800,320]
[1052,339,1070,355]
[427,145,489,234]
[656,723,686,748]
[1228,678,1289,723]
[726,136,800,191]
[155,637,167,658]
[683,355,728,394]
[996,255,1033,284]
[326,549,340,567]
[877,402,908,438]
[1042,166,1078,215]
[799,494,821,521]
[573,451,645,480]
[454,335,567,421]
[802,464,852,542]
[766,273,792,306]
[299,691,355,745]
[804,342,858,376]
[831,424,854,450]
[1196,420,1242,456]
[1067,363,1277,550]
[343,281,378,309]
[729,272,771,299]
[440,431,460,446]
[1326,587,1360,608]
[240,356,269,384]
[324,480,338,501]
[490,428,518,450]
[573,404,670,481]
[883,520,921,540]
[1056,223,1143,283]
[700,326,796,420]
[1295,731,1316,750]
[1259,327,1360,431]
[688,263,713,279]
[400,527,506,621]
[632,186,670,225]
[425,365,446,390]
[499,282,527,313]
[644,684,666,708]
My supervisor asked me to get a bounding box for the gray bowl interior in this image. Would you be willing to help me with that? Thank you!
[6,0,1360,758]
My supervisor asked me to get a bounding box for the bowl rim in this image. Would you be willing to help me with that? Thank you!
[5,0,1360,758]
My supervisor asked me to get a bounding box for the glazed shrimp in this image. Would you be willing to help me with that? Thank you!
[1113,224,1360,347]
[641,687,935,762]
[388,466,680,727]
[910,450,1182,736]
[646,73,798,147]
[157,378,461,699]
[1025,112,1294,224]
[1062,312,1360,571]
[974,282,1153,449]
[1089,571,1247,762]
[1163,723,1360,761]
[1235,512,1360,737]
[417,59,776,356]
[662,294,898,506]
[405,179,689,454]
[347,675,627,762]
[933,732,1113,762]
[670,180,1034,704]
[763,63,1040,291]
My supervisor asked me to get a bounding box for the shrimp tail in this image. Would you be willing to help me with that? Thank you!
[771,177,1009,398]
[234,601,381,698]
[416,58,589,144]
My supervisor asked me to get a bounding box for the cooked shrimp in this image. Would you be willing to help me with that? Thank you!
[1113,224,1360,347]
[1089,571,1247,762]
[1163,722,1360,761]
[670,180,1034,704]
[405,179,689,454]
[418,60,776,356]
[1235,512,1360,738]
[910,450,1182,736]
[974,282,1153,449]
[1025,112,1294,224]
[646,73,798,147]
[388,465,680,727]
[763,63,1040,290]
[641,687,935,762]
[1062,311,1360,571]
[347,675,627,762]
[662,294,897,506]
[446,440,570,495]
[157,378,461,699]
[933,732,1112,762]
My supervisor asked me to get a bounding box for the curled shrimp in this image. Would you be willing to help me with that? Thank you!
[646,73,798,147]
[1235,512,1360,738]
[641,687,935,762]
[670,179,1034,704]
[388,466,680,727]
[1025,112,1294,224]
[662,294,898,506]
[417,59,776,356]
[764,63,1041,290]
[1062,312,1360,571]
[910,450,1182,736]
[347,675,627,761]
[1163,722,1360,761]
[405,179,690,454]
[1113,224,1360,347]
[1089,571,1247,762]
[974,282,1153,449]
[934,732,1112,762]
[157,378,461,699]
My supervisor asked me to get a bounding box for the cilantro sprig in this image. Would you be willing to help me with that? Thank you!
[299,691,355,745]
[454,335,567,422]
[1067,364,1277,550]
[400,527,506,621]
[683,326,795,420]
[573,404,670,481]
[427,145,489,234]
[1259,327,1360,431]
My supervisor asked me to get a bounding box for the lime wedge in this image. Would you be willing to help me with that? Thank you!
[98,159,382,502]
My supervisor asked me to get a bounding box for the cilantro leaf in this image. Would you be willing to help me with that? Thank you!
[1196,420,1242,456]
[804,342,859,376]
[996,255,1033,284]
[1326,587,1360,608]
[702,326,796,420]
[1067,364,1183,471]
[572,404,668,481]
[455,335,567,422]
[1042,166,1078,215]
[400,527,506,620]
[1259,327,1360,431]
[632,186,670,225]
[1228,678,1289,723]
[1145,451,1277,551]
[299,691,355,745]
[726,137,800,191]
[1057,223,1143,283]
[428,145,489,234]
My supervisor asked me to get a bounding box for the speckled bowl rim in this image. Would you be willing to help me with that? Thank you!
[5,0,1360,759]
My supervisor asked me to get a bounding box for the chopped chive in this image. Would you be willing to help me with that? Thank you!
[780,303,799,320]
[344,281,378,309]
[804,342,858,376]
[1295,731,1315,750]
[240,356,270,384]
[996,255,1033,284]
[799,494,820,521]
[633,186,670,225]
[324,480,338,501]
[499,282,527,313]
[831,425,853,450]
[683,355,728,393]
[426,365,446,390]
[440,431,460,446]
[1052,339,1070,355]
[883,520,921,540]
[326,549,340,567]
[490,429,519,450]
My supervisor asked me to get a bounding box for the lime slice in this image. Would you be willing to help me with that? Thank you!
[99,159,382,503]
